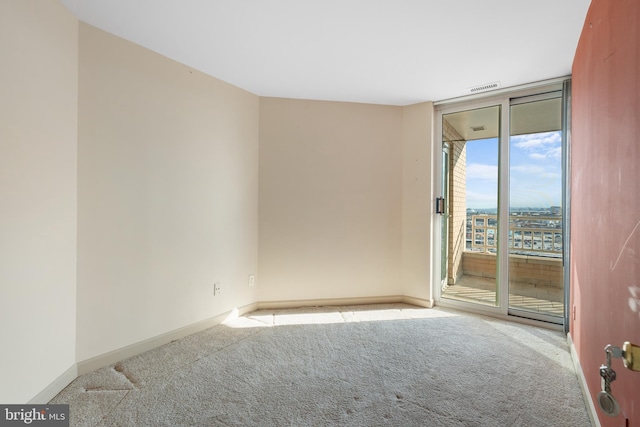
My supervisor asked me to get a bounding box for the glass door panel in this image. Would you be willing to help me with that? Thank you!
[508,95,564,319]
[440,105,500,308]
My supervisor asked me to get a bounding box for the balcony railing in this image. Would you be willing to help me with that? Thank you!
[468,214,563,257]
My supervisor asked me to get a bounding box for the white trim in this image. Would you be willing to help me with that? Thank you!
[434,76,569,106]
[77,303,258,375]
[510,90,562,105]
[38,297,580,407]
[38,298,432,402]
[28,364,78,404]
[568,333,600,427]
[561,80,572,333]
[497,98,510,312]
[508,308,564,324]
[257,295,406,310]
[37,298,434,403]
[433,110,444,302]
[435,298,563,331]
[401,295,433,308]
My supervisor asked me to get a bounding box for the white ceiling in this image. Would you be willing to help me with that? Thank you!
[59,0,591,106]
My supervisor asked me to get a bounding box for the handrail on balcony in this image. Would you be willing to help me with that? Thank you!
[468,214,562,257]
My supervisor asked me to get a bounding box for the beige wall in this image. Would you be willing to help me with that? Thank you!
[401,103,434,303]
[1,3,436,402]
[76,23,259,361]
[0,1,78,403]
[258,98,404,302]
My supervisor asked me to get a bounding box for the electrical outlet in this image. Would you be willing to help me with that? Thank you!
[249,274,255,287]
[214,282,221,296]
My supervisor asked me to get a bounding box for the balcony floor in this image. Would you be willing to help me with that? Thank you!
[442,275,564,317]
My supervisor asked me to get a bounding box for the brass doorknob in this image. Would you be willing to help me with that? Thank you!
[622,342,640,372]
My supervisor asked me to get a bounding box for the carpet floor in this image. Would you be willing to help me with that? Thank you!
[51,304,591,426]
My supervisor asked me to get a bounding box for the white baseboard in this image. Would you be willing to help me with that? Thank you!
[567,332,600,427]
[68,297,432,378]
[402,295,433,308]
[28,364,77,404]
[77,302,258,375]
[256,295,408,310]
[37,298,432,403]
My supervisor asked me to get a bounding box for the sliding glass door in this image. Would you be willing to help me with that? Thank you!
[435,82,568,325]
[439,105,501,307]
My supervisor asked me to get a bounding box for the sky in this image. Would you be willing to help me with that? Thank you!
[465,131,562,209]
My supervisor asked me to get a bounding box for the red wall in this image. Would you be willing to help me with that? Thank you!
[571,0,640,425]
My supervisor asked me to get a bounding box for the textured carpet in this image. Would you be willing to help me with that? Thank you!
[51,304,591,426]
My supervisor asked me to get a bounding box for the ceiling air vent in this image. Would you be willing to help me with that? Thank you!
[471,126,486,132]
[468,81,500,93]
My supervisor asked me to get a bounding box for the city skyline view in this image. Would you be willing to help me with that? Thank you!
[465,131,563,210]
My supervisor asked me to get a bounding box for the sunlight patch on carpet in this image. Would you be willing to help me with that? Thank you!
[224,304,460,329]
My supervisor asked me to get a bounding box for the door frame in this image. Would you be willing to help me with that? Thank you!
[432,79,570,329]
[440,141,450,292]
[433,96,509,310]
